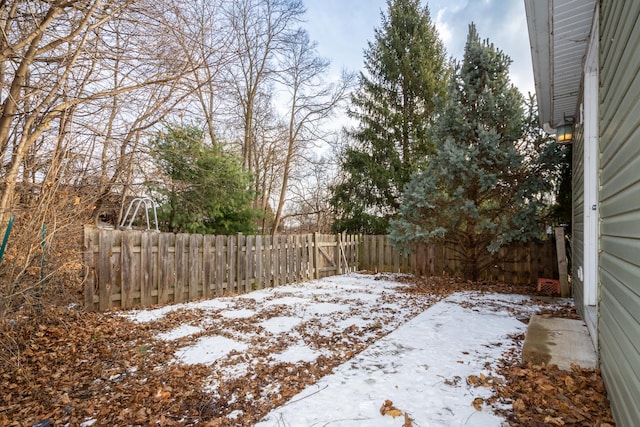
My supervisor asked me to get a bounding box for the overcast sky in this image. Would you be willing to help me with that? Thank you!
[302,0,534,96]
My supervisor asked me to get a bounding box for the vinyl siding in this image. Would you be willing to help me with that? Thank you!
[598,1,640,425]
[572,124,585,315]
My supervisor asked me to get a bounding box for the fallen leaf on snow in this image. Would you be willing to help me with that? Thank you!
[380,400,403,418]
[472,397,484,411]
[403,412,414,427]
[387,409,403,418]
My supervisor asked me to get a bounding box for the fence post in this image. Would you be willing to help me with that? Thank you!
[378,235,383,271]
[255,235,263,289]
[555,227,570,297]
[273,235,280,286]
[98,229,114,311]
[313,232,320,279]
[157,232,172,304]
[237,233,245,293]
[174,234,187,302]
[428,244,435,276]
[227,235,236,294]
[84,226,96,311]
[215,235,224,295]
[203,235,213,298]
[335,233,342,274]
[141,231,154,306]
[120,231,134,309]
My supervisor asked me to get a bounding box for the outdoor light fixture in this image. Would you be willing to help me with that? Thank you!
[556,123,574,144]
[556,116,575,144]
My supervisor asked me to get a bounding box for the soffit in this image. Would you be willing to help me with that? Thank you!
[524,0,596,128]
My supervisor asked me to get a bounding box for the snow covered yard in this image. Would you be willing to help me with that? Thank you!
[119,273,546,426]
[120,273,441,424]
[5,272,614,426]
[254,292,539,427]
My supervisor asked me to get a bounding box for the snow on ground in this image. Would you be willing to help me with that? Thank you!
[123,274,435,370]
[256,291,537,427]
[120,273,549,426]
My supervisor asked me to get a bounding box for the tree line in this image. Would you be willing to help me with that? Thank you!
[0,0,352,236]
[0,0,570,293]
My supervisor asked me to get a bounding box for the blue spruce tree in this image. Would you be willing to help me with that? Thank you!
[390,24,556,281]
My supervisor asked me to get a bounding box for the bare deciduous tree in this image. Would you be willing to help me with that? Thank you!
[222,0,304,176]
[270,29,354,233]
[284,157,336,233]
[0,0,194,225]
[162,0,233,150]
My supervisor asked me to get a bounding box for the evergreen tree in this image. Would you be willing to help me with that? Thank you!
[521,93,571,228]
[330,0,448,234]
[390,24,557,281]
[149,125,259,234]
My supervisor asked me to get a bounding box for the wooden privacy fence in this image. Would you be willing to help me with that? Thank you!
[359,235,558,284]
[84,227,358,311]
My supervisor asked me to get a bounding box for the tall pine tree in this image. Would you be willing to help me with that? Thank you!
[330,0,448,234]
[390,24,556,281]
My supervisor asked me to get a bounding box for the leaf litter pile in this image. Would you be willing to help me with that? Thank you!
[1,274,615,426]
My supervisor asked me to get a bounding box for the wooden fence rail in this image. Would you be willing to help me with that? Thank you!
[359,235,558,284]
[84,227,358,311]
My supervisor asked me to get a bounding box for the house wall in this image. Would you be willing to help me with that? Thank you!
[571,123,585,316]
[598,1,640,425]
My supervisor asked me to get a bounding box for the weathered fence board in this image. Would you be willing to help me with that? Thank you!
[358,235,557,284]
[84,228,360,311]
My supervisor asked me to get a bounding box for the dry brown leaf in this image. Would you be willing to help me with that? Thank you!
[380,400,403,418]
[472,397,484,411]
[544,415,565,426]
[512,398,526,412]
[154,388,171,400]
[380,399,394,415]
[386,409,403,418]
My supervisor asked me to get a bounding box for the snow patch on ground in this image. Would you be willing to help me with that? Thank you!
[175,335,248,365]
[263,296,309,307]
[272,344,323,363]
[219,308,256,319]
[124,305,181,323]
[188,299,231,311]
[157,324,203,341]
[259,316,302,334]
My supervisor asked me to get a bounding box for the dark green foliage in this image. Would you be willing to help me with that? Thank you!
[149,125,260,235]
[390,24,560,280]
[330,0,448,234]
[521,93,571,230]
[552,144,572,228]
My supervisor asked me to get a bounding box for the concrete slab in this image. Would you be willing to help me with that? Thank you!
[522,314,597,370]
